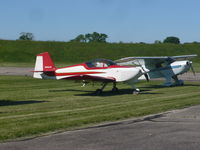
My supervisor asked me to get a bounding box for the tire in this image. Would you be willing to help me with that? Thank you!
[133,90,139,95]
[112,87,119,92]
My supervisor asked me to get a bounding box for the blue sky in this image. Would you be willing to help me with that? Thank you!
[0,0,200,43]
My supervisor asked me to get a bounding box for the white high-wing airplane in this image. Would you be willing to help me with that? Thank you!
[33,52,145,94]
[115,54,198,87]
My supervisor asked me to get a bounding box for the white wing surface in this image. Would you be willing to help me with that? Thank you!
[115,54,197,70]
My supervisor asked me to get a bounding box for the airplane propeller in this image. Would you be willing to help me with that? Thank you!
[144,73,149,82]
[135,60,149,82]
[190,63,196,76]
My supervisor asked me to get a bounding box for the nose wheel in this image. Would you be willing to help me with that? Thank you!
[133,88,140,95]
[130,84,140,94]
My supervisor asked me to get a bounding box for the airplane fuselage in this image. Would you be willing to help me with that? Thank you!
[45,63,142,83]
[139,60,191,79]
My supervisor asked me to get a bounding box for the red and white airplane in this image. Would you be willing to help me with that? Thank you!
[33,52,144,94]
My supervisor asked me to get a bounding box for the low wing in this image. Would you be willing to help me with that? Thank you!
[115,54,197,70]
[62,75,115,82]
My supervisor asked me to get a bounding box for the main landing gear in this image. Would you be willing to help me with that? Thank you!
[111,82,119,92]
[163,75,184,87]
[95,82,118,94]
[95,82,107,94]
[172,75,184,86]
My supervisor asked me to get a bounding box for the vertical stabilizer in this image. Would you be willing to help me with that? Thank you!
[33,52,56,79]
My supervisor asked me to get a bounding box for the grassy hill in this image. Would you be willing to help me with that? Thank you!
[0,40,199,66]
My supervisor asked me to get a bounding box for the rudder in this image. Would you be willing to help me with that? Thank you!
[33,52,56,79]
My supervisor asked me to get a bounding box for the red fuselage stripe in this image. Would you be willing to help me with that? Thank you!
[58,63,135,70]
[56,72,105,76]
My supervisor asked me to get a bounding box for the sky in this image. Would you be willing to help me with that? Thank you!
[0,0,200,43]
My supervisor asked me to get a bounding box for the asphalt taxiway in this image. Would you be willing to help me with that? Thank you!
[0,105,200,150]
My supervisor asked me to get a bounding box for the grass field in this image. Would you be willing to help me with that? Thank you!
[0,75,200,142]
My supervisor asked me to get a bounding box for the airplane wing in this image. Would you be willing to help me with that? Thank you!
[115,54,197,70]
[63,75,116,82]
[170,54,198,60]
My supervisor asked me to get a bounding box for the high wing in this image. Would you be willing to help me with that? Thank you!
[115,54,197,70]
[170,54,198,60]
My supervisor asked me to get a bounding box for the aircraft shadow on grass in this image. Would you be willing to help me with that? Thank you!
[49,89,162,97]
[0,100,47,107]
[140,83,200,89]
[183,84,200,87]
[140,85,169,89]
[49,89,93,93]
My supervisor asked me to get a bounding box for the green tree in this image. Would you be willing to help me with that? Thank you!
[71,34,86,42]
[163,36,180,44]
[85,33,93,42]
[85,32,108,43]
[98,33,108,43]
[154,40,162,44]
[91,32,100,42]
[71,32,108,43]
[18,32,34,41]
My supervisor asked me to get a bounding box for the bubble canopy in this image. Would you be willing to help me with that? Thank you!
[86,59,116,68]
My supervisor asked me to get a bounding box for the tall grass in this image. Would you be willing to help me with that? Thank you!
[0,40,199,64]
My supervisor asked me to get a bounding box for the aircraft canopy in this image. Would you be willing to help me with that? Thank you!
[86,59,116,68]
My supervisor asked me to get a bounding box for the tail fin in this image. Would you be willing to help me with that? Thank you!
[33,52,56,79]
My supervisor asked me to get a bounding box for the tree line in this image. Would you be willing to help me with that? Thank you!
[17,32,184,44]
[17,32,108,43]
[70,32,108,43]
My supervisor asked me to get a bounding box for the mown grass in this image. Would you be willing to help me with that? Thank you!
[0,75,200,142]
